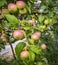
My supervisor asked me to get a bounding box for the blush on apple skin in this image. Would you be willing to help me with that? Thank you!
[41,44,47,50]
[16,1,26,9]
[8,3,17,12]
[20,51,29,58]
[31,32,41,40]
[13,30,24,39]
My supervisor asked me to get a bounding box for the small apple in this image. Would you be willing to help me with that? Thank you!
[44,19,49,25]
[16,1,26,9]
[13,30,24,39]
[19,8,27,14]
[42,25,47,31]
[41,44,47,50]
[20,51,29,59]
[8,3,17,13]
[31,32,41,40]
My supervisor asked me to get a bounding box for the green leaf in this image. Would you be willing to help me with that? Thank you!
[30,45,42,54]
[26,5,31,14]
[4,14,18,26]
[38,15,45,23]
[37,24,43,31]
[24,26,31,30]
[37,62,43,65]
[3,20,11,28]
[29,51,35,61]
[37,61,48,65]
[29,0,36,2]
[39,5,47,13]
[28,39,34,45]
[15,42,26,58]
[0,0,6,7]
[26,2,33,14]
[20,20,26,26]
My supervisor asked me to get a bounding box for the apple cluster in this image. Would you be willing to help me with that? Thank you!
[8,1,27,14]
[13,30,47,59]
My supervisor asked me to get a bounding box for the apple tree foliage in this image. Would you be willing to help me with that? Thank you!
[0,0,58,65]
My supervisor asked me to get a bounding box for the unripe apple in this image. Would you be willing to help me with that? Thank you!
[31,32,41,40]
[19,8,27,14]
[42,25,46,30]
[41,44,47,50]
[16,1,26,9]
[8,3,17,13]
[20,51,29,59]
[44,19,49,25]
[13,30,24,39]
[41,25,47,32]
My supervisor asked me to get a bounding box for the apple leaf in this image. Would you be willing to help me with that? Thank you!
[30,45,42,54]
[4,14,18,27]
[0,0,6,7]
[15,42,26,58]
[29,51,35,62]
[38,15,45,23]
[37,62,43,65]
[24,26,31,30]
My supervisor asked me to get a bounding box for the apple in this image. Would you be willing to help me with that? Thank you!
[13,30,24,39]
[31,32,41,40]
[16,1,26,9]
[44,19,49,25]
[8,3,17,13]
[42,25,46,30]
[41,44,47,50]
[20,51,29,59]
[19,8,27,14]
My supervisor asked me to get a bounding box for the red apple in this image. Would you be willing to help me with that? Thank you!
[16,1,26,9]
[31,32,41,40]
[8,3,17,12]
[20,51,29,58]
[13,30,24,39]
[41,44,47,50]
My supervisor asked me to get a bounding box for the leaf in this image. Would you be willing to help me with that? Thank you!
[37,61,48,65]
[37,62,43,65]
[0,0,6,7]
[29,51,35,61]
[4,14,18,26]
[30,45,42,54]
[28,39,34,44]
[26,2,33,14]
[26,6,31,14]
[39,5,47,13]
[24,26,31,30]
[30,0,36,2]
[15,42,26,58]
[37,24,43,31]
[38,15,45,23]
[3,20,11,28]
[20,20,26,26]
